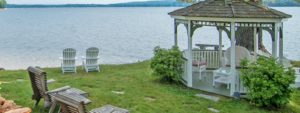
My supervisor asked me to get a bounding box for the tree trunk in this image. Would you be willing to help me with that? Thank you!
[235,27,269,53]
[235,0,269,53]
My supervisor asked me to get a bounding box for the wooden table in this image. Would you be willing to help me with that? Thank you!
[195,44,224,50]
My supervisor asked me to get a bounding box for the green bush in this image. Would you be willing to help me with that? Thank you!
[0,0,6,9]
[150,46,183,83]
[240,57,296,108]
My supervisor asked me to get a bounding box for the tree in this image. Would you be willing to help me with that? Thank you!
[0,0,6,9]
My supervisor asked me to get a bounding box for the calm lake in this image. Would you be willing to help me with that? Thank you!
[0,7,299,69]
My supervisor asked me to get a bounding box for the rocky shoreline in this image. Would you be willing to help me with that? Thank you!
[0,97,31,113]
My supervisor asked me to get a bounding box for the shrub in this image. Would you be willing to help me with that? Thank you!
[240,57,296,108]
[150,46,183,83]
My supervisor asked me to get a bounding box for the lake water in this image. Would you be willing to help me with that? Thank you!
[0,7,299,70]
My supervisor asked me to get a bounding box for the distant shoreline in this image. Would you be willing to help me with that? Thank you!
[5,5,300,8]
[5,1,299,8]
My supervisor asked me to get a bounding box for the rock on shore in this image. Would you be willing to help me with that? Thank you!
[0,97,31,113]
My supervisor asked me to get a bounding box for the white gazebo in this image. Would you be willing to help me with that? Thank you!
[169,0,291,97]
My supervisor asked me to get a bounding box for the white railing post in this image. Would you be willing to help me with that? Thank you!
[218,29,223,67]
[254,27,258,58]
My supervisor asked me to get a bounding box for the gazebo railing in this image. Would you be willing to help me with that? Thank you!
[181,57,188,85]
[192,50,221,69]
[182,49,221,69]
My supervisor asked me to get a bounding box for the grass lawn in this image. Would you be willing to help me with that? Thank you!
[0,61,299,113]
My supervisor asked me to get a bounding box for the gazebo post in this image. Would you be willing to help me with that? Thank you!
[187,20,193,87]
[218,28,223,67]
[272,23,279,57]
[253,27,258,58]
[174,19,178,46]
[279,23,284,63]
[230,22,236,96]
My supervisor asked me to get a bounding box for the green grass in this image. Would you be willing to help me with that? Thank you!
[0,61,299,113]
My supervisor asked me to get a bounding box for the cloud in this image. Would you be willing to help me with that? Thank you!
[6,0,150,4]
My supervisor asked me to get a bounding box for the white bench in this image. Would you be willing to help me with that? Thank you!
[213,68,231,89]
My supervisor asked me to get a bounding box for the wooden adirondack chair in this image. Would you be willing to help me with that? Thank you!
[50,92,129,113]
[27,66,88,108]
[82,47,100,72]
[60,48,77,73]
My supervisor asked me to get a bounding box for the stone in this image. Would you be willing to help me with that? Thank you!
[112,91,124,95]
[0,97,30,113]
[208,108,220,113]
[16,79,25,82]
[195,94,219,102]
[144,97,156,102]
[2,100,17,110]
[91,105,128,113]
[0,81,10,84]
[4,108,31,113]
[0,97,6,105]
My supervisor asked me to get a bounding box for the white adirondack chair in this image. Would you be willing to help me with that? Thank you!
[60,48,77,74]
[213,46,251,88]
[82,47,100,72]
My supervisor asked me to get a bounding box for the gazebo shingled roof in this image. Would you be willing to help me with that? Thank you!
[169,0,292,19]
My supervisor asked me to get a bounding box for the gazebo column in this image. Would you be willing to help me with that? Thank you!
[218,28,223,67]
[279,23,284,63]
[272,23,279,57]
[174,19,178,46]
[253,27,258,58]
[230,22,236,96]
[186,20,193,87]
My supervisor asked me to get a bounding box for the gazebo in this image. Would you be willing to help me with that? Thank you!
[168,0,292,97]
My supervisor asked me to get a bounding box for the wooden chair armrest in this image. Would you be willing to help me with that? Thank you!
[46,86,71,94]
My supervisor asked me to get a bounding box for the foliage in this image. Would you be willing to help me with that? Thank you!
[0,0,6,9]
[150,46,184,83]
[240,57,296,108]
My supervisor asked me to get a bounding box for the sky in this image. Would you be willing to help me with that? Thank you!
[6,0,151,5]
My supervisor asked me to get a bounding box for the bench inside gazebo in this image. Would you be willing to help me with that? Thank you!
[168,0,292,97]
